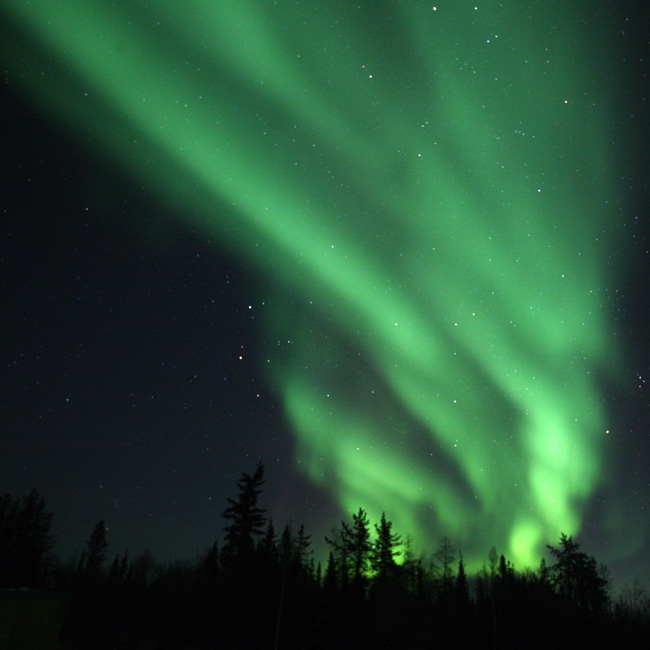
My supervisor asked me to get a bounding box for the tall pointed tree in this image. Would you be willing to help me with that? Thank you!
[221,462,266,563]
[278,524,294,565]
[295,524,312,566]
[83,520,109,577]
[371,512,401,581]
[341,508,371,584]
[258,518,277,565]
[455,552,470,607]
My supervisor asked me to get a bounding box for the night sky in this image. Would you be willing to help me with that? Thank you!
[2,1,649,586]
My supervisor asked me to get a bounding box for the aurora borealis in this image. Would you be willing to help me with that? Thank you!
[2,1,648,576]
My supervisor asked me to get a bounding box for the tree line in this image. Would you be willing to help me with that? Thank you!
[1,464,649,649]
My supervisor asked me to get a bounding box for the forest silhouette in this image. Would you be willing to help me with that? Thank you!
[1,465,649,649]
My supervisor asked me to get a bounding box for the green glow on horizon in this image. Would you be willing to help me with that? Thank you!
[2,1,626,568]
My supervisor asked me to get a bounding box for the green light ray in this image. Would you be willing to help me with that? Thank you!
[2,0,626,567]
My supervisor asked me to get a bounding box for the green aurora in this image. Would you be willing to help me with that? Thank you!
[3,1,631,568]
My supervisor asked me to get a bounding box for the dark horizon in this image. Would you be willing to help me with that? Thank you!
[2,468,647,650]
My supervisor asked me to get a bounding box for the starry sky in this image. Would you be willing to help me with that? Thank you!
[2,1,649,585]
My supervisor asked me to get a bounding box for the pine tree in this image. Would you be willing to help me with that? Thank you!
[341,508,371,584]
[488,545,499,577]
[498,553,513,579]
[295,524,312,567]
[0,489,54,587]
[130,549,154,586]
[538,557,549,585]
[83,520,109,577]
[201,541,219,585]
[221,462,266,564]
[258,518,277,565]
[323,551,339,593]
[109,549,129,586]
[547,533,609,615]
[371,512,401,581]
[279,524,294,565]
[455,552,470,607]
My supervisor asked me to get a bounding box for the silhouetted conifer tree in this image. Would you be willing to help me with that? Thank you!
[538,557,550,585]
[455,552,470,607]
[203,541,219,577]
[295,523,312,570]
[82,520,109,579]
[259,518,277,560]
[221,462,266,565]
[255,517,277,598]
[315,560,322,588]
[278,524,294,571]
[488,545,499,577]
[547,533,609,615]
[109,549,129,586]
[0,489,54,587]
[325,525,349,588]
[323,551,338,593]
[498,553,512,579]
[371,512,401,582]
[341,508,371,585]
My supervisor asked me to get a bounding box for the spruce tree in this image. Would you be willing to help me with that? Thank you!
[0,489,54,587]
[83,520,109,578]
[341,508,371,584]
[221,462,266,564]
[547,533,609,615]
[371,512,401,581]
[455,553,470,606]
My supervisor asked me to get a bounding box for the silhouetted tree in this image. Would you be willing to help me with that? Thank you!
[488,545,499,577]
[295,523,313,569]
[108,549,129,587]
[81,520,109,580]
[259,518,277,561]
[616,577,650,622]
[371,512,401,581]
[400,536,425,597]
[221,462,266,564]
[547,533,609,615]
[315,560,322,588]
[342,508,371,585]
[202,541,219,580]
[537,557,550,586]
[325,525,350,588]
[88,520,108,567]
[455,552,470,607]
[278,524,294,565]
[323,551,339,593]
[498,553,513,580]
[434,535,456,602]
[435,536,456,581]
[0,489,54,587]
